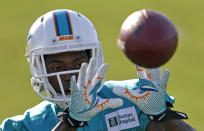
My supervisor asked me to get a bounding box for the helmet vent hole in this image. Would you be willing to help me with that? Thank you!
[41,16,44,22]
[77,13,81,17]
[52,39,56,43]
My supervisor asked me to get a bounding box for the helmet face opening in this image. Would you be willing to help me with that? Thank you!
[26,9,104,109]
[44,50,90,94]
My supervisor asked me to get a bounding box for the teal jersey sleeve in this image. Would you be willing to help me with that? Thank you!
[0,101,62,131]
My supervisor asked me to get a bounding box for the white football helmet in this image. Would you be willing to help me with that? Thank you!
[26,9,104,109]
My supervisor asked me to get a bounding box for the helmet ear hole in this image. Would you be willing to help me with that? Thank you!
[41,16,44,22]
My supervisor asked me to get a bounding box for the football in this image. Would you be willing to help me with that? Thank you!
[118,9,178,68]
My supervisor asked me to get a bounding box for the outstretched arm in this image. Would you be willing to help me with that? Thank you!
[146,121,165,131]
[146,117,196,131]
[161,119,196,131]
[146,105,196,131]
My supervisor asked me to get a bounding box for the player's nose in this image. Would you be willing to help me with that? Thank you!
[60,74,71,83]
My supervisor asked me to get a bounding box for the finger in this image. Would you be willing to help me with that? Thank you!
[152,67,162,82]
[136,65,147,79]
[145,68,153,81]
[95,64,109,79]
[91,64,109,92]
[86,58,96,85]
[160,69,170,88]
[146,67,162,83]
[70,76,78,92]
[78,63,88,88]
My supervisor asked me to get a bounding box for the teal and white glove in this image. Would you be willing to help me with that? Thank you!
[113,65,188,122]
[69,58,123,122]
[113,65,169,116]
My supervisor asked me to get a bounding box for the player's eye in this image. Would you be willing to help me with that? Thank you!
[53,66,62,72]
[67,64,80,70]
[76,64,81,69]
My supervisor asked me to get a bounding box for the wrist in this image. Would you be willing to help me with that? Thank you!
[57,110,87,128]
[147,109,188,123]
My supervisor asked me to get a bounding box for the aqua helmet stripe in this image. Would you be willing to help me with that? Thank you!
[53,10,73,36]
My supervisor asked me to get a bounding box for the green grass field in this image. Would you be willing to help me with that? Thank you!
[0,0,203,130]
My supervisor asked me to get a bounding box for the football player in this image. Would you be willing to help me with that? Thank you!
[0,9,196,131]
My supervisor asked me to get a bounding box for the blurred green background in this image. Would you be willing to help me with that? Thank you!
[0,0,203,130]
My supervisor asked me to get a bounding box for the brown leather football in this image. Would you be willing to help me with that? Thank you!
[118,9,178,68]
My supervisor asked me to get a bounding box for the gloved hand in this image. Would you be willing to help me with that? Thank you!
[69,58,123,122]
[113,65,169,116]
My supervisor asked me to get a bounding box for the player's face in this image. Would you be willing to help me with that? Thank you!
[44,51,89,95]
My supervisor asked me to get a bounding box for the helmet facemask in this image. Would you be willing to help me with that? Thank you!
[27,45,103,109]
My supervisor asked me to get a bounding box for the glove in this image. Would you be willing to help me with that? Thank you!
[113,65,188,122]
[69,58,123,122]
[113,65,169,115]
